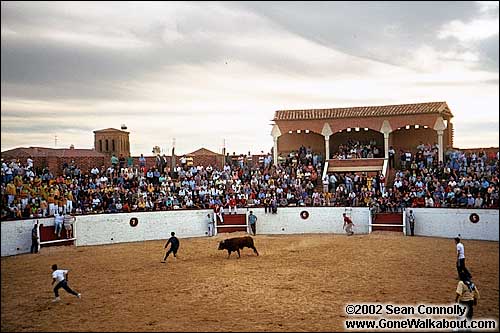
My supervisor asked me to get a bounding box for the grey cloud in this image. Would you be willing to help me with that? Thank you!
[1,123,93,134]
[454,121,500,134]
[235,1,497,71]
[475,34,499,72]
[412,79,499,87]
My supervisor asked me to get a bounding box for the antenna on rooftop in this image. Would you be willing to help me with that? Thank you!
[171,138,176,168]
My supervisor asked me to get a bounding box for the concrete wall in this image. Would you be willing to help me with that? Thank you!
[2,208,498,257]
[1,219,39,257]
[408,208,499,241]
[74,210,211,247]
[252,207,369,235]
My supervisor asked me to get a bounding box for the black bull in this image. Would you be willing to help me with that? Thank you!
[218,236,259,258]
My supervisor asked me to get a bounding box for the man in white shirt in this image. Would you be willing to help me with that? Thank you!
[51,264,81,302]
[455,237,471,279]
[207,213,215,237]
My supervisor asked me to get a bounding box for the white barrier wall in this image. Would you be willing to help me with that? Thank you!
[2,208,498,257]
[409,208,499,241]
[252,207,369,235]
[1,218,40,257]
[74,210,211,247]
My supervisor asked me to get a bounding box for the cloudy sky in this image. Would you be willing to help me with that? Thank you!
[1,1,498,156]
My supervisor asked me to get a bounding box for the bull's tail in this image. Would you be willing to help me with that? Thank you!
[248,237,259,256]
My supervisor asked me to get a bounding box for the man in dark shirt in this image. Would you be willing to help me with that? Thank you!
[161,232,180,263]
[31,223,39,254]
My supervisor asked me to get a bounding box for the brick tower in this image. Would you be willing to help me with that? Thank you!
[94,128,130,157]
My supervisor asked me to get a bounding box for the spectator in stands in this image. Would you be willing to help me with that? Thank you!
[213,203,223,224]
[63,212,76,239]
[54,212,64,238]
[111,154,119,169]
[388,146,396,168]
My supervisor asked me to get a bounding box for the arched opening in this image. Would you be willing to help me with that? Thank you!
[99,140,102,152]
[390,126,437,153]
[105,139,109,152]
[277,130,326,161]
[330,128,384,159]
[112,139,115,152]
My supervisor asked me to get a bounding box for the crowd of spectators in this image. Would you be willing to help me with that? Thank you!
[1,143,498,220]
[332,139,382,159]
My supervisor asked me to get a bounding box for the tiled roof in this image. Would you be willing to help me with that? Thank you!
[93,128,129,133]
[1,147,106,158]
[274,102,452,121]
[187,148,221,156]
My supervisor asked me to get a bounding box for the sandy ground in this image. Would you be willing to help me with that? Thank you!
[1,232,498,332]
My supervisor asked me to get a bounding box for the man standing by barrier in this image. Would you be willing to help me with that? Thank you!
[248,211,257,236]
[407,209,416,236]
[207,213,215,237]
[31,223,39,254]
[343,213,354,236]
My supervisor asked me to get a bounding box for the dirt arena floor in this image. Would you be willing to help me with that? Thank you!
[1,232,498,332]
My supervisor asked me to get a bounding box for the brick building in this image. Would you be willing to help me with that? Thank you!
[271,101,454,166]
[1,146,107,175]
[185,148,224,169]
[94,128,130,157]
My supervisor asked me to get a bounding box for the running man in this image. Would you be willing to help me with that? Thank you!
[343,213,354,236]
[162,232,180,263]
[51,264,81,302]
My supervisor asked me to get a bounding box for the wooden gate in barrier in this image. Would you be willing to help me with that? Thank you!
[370,213,405,233]
[216,214,248,233]
[37,221,76,251]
